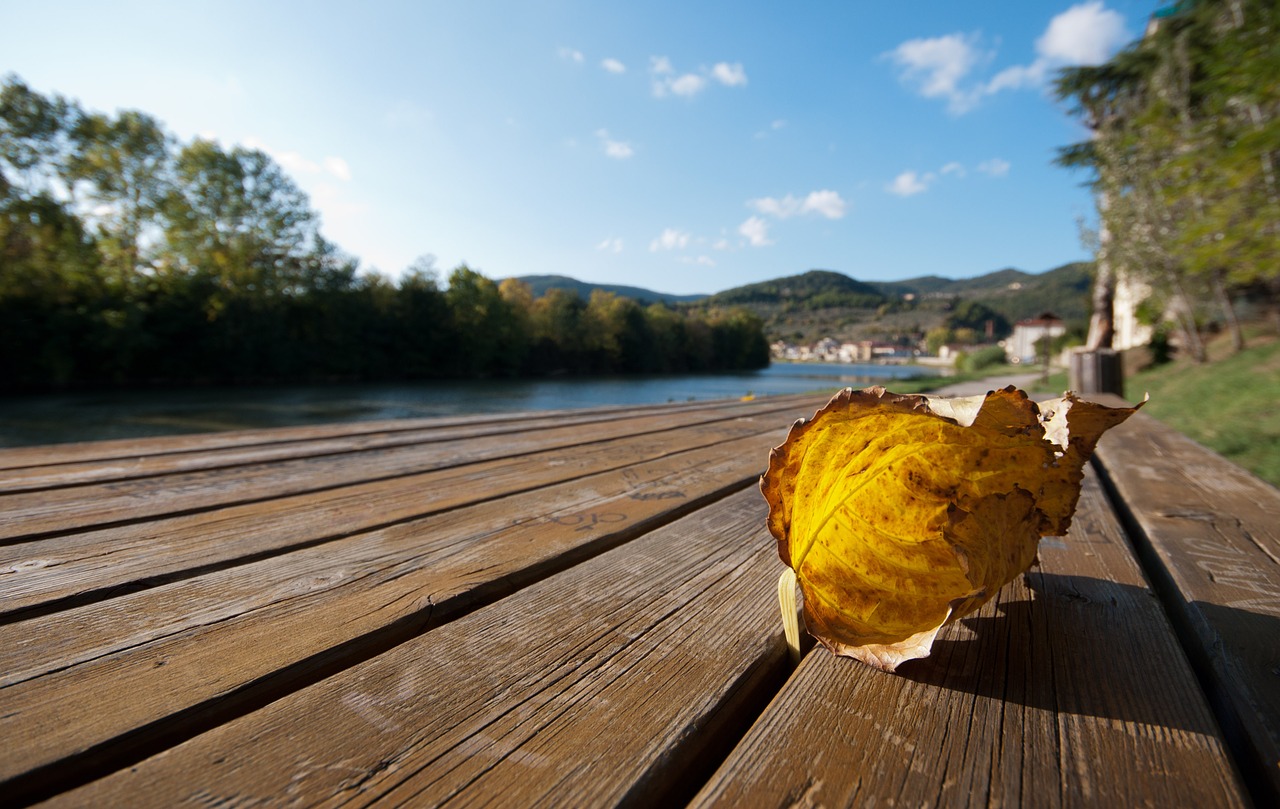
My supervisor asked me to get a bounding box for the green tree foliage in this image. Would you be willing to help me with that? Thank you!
[1055,0,1279,358]
[943,300,1011,338]
[0,76,770,391]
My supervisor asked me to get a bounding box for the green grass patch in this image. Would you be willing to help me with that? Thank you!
[1127,335,1280,488]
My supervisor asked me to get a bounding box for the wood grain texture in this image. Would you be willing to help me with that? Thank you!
[0,428,789,793]
[1093,410,1280,803]
[0,406,803,618]
[0,395,802,471]
[691,469,1248,808]
[44,488,787,808]
[0,396,821,540]
[0,396,815,492]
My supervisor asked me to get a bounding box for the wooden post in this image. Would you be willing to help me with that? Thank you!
[1069,348,1123,395]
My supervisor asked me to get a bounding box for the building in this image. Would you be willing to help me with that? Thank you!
[1006,313,1065,364]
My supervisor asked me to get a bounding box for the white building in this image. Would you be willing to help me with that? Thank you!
[1006,313,1066,364]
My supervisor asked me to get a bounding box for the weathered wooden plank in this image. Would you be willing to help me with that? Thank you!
[0,429,789,798]
[0,395,815,491]
[0,395,768,471]
[1092,410,1280,804]
[40,488,787,809]
[0,396,820,540]
[691,469,1248,808]
[0,404,806,617]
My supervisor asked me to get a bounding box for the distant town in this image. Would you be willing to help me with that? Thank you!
[770,312,1073,367]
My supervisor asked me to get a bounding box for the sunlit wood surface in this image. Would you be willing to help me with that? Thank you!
[1,392,1274,807]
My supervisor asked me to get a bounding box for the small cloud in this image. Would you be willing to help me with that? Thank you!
[713,238,732,250]
[888,3,1130,113]
[739,216,773,247]
[801,189,847,219]
[940,161,966,178]
[668,73,707,97]
[601,57,626,74]
[986,2,1129,94]
[596,237,623,253]
[749,189,847,220]
[558,47,585,64]
[1038,1,1128,65]
[755,119,788,139]
[977,158,1011,177]
[887,170,934,197]
[885,32,988,114]
[322,156,352,181]
[243,136,351,182]
[712,62,748,86]
[596,128,634,159]
[650,228,691,251]
[650,56,746,99]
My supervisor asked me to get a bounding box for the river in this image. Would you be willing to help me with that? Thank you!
[0,362,947,447]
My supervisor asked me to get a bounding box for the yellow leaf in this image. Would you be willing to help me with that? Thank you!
[761,385,1141,671]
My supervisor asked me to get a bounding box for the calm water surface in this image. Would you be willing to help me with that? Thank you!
[0,363,946,447]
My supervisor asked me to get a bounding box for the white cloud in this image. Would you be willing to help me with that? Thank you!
[713,238,732,250]
[749,189,848,220]
[801,189,847,219]
[668,73,707,97]
[712,62,748,86]
[596,237,623,253]
[558,46,585,64]
[243,136,351,181]
[889,3,1130,112]
[650,56,746,99]
[885,32,987,114]
[1039,1,1128,65]
[887,170,934,197]
[977,158,1011,177]
[595,128,634,159]
[601,58,626,74]
[940,161,967,177]
[650,228,691,251]
[985,3,1128,94]
[322,156,352,182]
[738,216,773,247]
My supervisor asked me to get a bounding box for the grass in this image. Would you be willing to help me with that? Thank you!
[1125,330,1280,488]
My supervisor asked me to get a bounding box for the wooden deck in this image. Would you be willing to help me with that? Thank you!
[2,392,1277,807]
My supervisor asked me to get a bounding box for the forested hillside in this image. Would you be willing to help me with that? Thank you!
[695,263,1092,346]
[0,76,768,391]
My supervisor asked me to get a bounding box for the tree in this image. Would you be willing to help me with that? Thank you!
[1055,0,1280,359]
[70,109,171,281]
[164,139,320,311]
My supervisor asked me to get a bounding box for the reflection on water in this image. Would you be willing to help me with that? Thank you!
[0,362,945,447]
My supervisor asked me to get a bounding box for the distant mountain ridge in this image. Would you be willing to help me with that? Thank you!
[511,264,1088,314]
[508,263,1092,344]
[510,275,707,304]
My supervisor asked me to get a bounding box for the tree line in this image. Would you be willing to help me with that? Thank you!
[1,75,768,391]
[1055,0,1279,360]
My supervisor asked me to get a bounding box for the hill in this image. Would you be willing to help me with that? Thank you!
[699,262,1093,345]
[704,270,885,308]
[506,263,1094,348]
[510,275,706,305]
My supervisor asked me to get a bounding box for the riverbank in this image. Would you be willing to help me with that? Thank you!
[0,363,944,448]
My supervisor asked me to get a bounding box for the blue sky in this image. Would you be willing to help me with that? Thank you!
[4,1,1159,295]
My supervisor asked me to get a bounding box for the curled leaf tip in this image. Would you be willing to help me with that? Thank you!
[762,386,1142,671]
